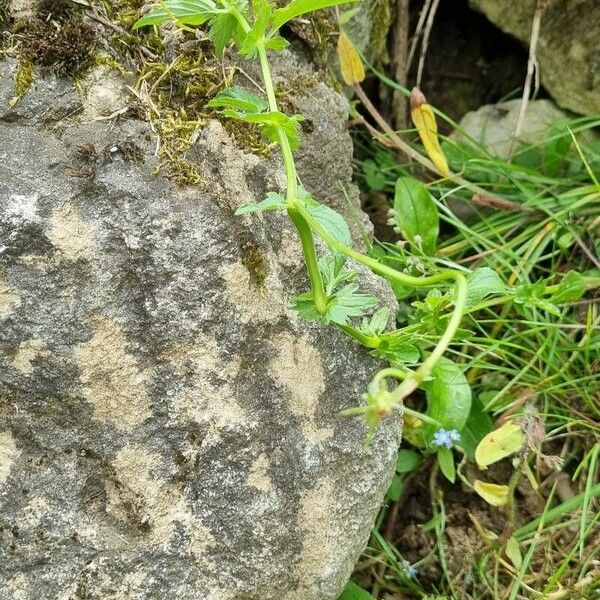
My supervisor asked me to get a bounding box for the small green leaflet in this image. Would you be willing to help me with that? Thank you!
[235,192,286,214]
[550,270,586,303]
[207,86,268,113]
[337,581,376,600]
[514,280,561,317]
[272,0,359,31]
[396,449,422,473]
[422,357,472,446]
[318,253,354,295]
[293,283,378,325]
[393,176,439,255]
[437,447,456,483]
[299,189,352,247]
[465,267,506,308]
[373,329,421,366]
[134,0,222,28]
[359,307,389,337]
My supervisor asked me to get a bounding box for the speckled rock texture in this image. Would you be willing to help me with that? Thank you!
[470,0,600,116]
[0,54,400,599]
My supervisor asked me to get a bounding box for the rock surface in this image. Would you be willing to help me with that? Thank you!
[0,57,400,600]
[452,98,570,158]
[470,0,600,116]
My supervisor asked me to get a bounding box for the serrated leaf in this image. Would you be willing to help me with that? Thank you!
[337,31,364,85]
[300,190,353,247]
[271,0,359,30]
[265,35,289,51]
[393,176,439,255]
[422,357,472,445]
[235,191,286,214]
[319,253,355,294]
[337,580,376,600]
[474,480,509,507]
[505,536,522,569]
[360,307,389,337]
[551,270,586,303]
[239,0,272,57]
[475,421,524,469]
[437,447,456,483]
[465,267,507,308]
[410,88,450,177]
[134,0,220,28]
[207,86,268,114]
[209,13,238,56]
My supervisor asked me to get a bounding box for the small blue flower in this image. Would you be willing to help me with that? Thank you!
[432,428,461,448]
[400,559,417,578]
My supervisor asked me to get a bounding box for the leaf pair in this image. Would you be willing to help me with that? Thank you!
[207,86,304,148]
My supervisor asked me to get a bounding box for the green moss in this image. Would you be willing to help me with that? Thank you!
[10,58,34,105]
[240,242,268,287]
[369,0,392,64]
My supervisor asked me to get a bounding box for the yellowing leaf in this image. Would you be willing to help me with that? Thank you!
[410,87,450,177]
[474,480,509,507]
[505,536,522,569]
[475,420,524,469]
[337,31,365,85]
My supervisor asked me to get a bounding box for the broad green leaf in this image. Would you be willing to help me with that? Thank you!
[422,357,472,445]
[209,13,239,56]
[393,176,439,255]
[475,421,524,470]
[374,329,421,365]
[134,0,220,28]
[207,86,268,113]
[337,31,364,85]
[465,267,506,308]
[460,398,494,458]
[437,447,456,483]
[396,449,422,473]
[386,473,403,502]
[235,191,286,214]
[550,270,586,303]
[474,480,509,507]
[505,536,523,569]
[271,0,358,30]
[300,190,353,247]
[337,581,376,600]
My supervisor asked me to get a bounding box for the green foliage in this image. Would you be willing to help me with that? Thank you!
[337,581,376,600]
[464,267,506,309]
[422,357,472,446]
[235,191,286,214]
[393,176,439,255]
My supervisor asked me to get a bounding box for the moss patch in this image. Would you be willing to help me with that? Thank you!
[10,58,34,105]
[240,241,268,288]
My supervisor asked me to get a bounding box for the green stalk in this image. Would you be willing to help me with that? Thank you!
[256,41,327,314]
[296,203,468,405]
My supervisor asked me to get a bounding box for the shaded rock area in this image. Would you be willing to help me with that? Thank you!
[453,98,570,158]
[470,0,600,116]
[0,38,399,600]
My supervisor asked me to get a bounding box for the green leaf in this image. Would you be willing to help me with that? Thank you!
[319,253,355,294]
[293,283,378,325]
[272,0,358,30]
[465,267,506,308]
[374,329,421,366]
[437,447,456,483]
[300,190,352,247]
[337,581,376,600]
[206,86,268,114]
[505,536,523,569]
[460,398,494,458]
[239,0,272,57]
[422,357,472,445]
[396,449,422,473]
[393,176,439,255]
[386,473,403,502]
[360,307,389,337]
[235,192,286,214]
[209,13,239,56]
[134,0,220,28]
[550,270,586,303]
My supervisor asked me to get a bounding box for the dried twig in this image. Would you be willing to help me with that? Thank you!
[391,0,410,129]
[415,0,440,88]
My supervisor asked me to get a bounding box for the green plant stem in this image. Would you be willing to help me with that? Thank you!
[256,40,327,314]
[296,203,468,405]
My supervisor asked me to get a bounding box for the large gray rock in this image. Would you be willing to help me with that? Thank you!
[470,0,600,116]
[0,62,400,598]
